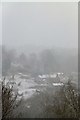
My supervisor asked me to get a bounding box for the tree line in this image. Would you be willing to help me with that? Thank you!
[2,46,77,76]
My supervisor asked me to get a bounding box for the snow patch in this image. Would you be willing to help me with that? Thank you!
[52,83,64,86]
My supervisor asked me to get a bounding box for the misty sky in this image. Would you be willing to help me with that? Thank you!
[2,2,78,49]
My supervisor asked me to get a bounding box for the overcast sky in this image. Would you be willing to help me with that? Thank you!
[2,2,78,49]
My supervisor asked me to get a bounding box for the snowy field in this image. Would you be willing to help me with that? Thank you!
[2,72,78,101]
[1,72,78,118]
[2,73,64,100]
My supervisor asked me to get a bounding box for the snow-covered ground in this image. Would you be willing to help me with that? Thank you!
[52,83,64,86]
[2,72,78,101]
[1,72,78,118]
[16,79,37,100]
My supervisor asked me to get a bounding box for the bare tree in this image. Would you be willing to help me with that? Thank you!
[2,78,22,118]
[44,80,79,118]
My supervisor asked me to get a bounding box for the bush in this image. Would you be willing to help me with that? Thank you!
[44,80,79,118]
[2,78,22,119]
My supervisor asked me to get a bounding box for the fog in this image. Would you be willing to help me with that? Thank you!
[2,2,78,72]
[2,2,78,48]
[1,2,78,118]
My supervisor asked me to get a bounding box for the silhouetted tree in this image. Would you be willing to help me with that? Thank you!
[2,78,22,118]
[44,80,79,118]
